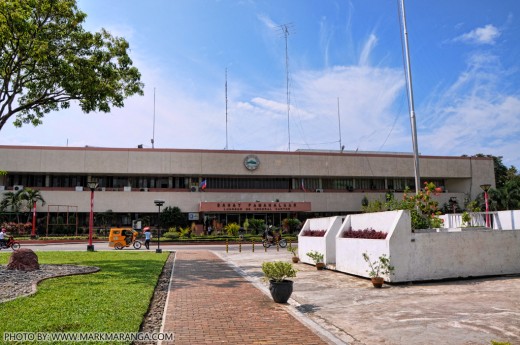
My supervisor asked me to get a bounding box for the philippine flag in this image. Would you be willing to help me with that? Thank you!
[200,179,207,190]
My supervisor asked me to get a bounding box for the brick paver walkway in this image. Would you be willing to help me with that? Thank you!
[161,250,329,345]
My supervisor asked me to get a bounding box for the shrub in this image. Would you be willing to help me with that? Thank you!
[163,231,180,239]
[360,181,444,230]
[247,218,265,234]
[341,227,387,239]
[306,250,324,264]
[282,218,302,233]
[301,229,326,237]
[225,222,240,236]
[179,227,192,238]
[261,261,297,282]
[362,252,394,278]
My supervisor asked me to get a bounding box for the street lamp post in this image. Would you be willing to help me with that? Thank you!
[31,201,37,239]
[480,184,491,228]
[87,181,99,251]
[154,200,165,253]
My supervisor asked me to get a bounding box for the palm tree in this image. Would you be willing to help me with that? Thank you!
[0,189,25,222]
[21,188,46,208]
[21,188,45,237]
[20,188,46,222]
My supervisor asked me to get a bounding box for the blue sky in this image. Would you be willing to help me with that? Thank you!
[2,0,520,168]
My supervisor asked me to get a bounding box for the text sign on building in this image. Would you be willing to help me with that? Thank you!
[199,201,311,212]
[188,213,199,220]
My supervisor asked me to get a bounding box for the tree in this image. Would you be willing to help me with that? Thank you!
[20,187,46,222]
[472,154,510,189]
[160,206,186,229]
[0,189,24,222]
[95,209,114,231]
[0,0,144,131]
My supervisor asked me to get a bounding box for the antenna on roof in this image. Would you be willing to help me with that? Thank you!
[337,97,343,152]
[278,23,294,152]
[151,87,156,149]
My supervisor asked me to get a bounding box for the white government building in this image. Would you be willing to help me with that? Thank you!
[0,145,495,234]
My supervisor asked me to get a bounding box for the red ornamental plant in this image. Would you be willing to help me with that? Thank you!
[301,229,326,237]
[402,181,443,229]
[342,227,387,239]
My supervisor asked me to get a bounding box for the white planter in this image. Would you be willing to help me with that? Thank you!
[333,210,520,282]
[298,216,345,265]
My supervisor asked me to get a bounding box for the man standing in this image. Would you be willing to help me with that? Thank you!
[144,227,152,250]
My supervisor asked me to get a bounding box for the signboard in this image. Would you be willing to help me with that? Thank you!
[199,201,311,212]
[188,213,200,220]
[132,220,142,230]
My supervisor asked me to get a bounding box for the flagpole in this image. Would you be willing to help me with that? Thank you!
[400,0,421,194]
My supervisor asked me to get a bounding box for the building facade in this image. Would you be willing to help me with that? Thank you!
[0,145,495,233]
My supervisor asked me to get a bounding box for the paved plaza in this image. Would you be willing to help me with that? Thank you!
[19,242,520,344]
[162,247,520,345]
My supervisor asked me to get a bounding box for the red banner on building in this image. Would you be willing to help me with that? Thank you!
[199,201,311,212]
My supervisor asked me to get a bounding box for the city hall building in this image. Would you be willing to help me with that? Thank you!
[0,145,495,234]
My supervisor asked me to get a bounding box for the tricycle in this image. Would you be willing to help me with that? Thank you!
[108,228,142,250]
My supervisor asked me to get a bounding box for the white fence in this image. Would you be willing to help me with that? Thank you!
[441,210,520,230]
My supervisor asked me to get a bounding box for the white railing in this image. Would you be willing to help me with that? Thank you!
[441,210,520,230]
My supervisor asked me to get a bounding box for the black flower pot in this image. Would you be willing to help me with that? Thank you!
[269,280,293,303]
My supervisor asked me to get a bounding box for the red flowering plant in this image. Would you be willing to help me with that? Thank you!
[402,182,444,230]
[1,222,32,235]
[301,229,326,237]
[342,227,388,239]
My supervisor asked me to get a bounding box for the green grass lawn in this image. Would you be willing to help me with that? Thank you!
[0,251,168,344]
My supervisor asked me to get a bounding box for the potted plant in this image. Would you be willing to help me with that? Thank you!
[261,261,297,303]
[288,246,299,263]
[461,211,471,227]
[306,250,325,270]
[362,252,395,288]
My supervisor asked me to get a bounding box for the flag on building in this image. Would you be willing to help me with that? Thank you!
[200,179,207,190]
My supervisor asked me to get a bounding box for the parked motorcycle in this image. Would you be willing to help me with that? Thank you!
[0,236,21,250]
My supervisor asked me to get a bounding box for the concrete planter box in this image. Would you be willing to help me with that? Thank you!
[335,210,402,279]
[298,216,345,266]
[334,210,520,282]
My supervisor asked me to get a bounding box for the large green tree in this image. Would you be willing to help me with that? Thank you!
[0,0,144,131]
[159,206,186,230]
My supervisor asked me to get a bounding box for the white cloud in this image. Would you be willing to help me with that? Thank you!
[359,33,378,66]
[454,24,501,45]
[257,13,278,30]
[417,51,520,167]
[319,16,333,67]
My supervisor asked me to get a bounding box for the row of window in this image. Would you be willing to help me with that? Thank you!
[4,174,444,192]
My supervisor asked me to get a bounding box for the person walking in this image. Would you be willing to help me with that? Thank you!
[144,227,152,250]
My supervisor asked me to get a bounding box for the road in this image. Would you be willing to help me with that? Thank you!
[9,241,283,253]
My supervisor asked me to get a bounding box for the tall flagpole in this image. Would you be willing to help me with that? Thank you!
[225,69,228,150]
[400,0,421,194]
